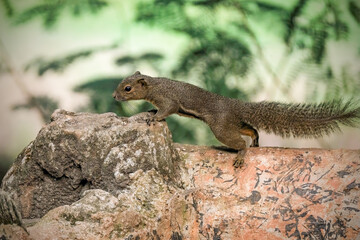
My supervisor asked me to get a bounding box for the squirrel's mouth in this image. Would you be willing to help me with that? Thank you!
[112,92,126,101]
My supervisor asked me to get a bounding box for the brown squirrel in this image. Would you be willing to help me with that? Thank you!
[113,71,360,167]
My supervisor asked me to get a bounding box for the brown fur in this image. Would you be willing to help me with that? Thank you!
[113,71,360,167]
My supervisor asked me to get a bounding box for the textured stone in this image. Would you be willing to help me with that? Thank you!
[0,190,30,240]
[1,110,180,218]
[0,225,30,240]
[0,190,23,226]
[176,145,360,240]
[1,110,360,239]
[27,171,180,240]
[26,146,360,240]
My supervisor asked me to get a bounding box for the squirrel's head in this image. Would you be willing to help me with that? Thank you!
[113,71,150,101]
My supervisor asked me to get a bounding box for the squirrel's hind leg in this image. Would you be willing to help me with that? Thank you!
[239,123,259,147]
[209,124,247,168]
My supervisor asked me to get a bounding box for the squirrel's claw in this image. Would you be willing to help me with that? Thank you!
[233,158,244,168]
[233,150,246,168]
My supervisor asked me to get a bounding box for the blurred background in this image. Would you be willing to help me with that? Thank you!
[1,0,360,180]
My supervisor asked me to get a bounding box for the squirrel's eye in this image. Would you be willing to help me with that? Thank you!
[124,86,132,92]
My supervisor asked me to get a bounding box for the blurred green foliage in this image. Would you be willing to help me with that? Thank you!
[115,53,164,73]
[74,77,124,114]
[25,43,118,76]
[2,0,359,145]
[349,0,360,24]
[14,0,108,29]
[1,0,13,17]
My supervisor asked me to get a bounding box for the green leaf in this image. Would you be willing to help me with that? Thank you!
[115,53,164,66]
[254,1,288,14]
[191,0,222,7]
[136,1,188,32]
[115,56,137,65]
[14,0,108,29]
[74,77,126,115]
[1,0,14,17]
[349,0,360,24]
[74,78,120,93]
[141,53,163,61]
[311,29,327,64]
[14,3,63,29]
[87,0,108,13]
[154,0,186,5]
[26,43,118,76]
[284,0,308,45]
[174,30,252,80]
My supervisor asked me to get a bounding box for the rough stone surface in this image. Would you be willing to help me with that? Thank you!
[1,110,360,239]
[0,225,30,240]
[1,110,180,219]
[0,190,30,240]
[177,145,360,239]
[0,190,24,226]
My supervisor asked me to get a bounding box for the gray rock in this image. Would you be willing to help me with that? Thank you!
[1,109,180,218]
[0,190,30,239]
[0,190,24,226]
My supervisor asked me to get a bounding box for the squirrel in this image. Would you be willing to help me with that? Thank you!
[113,71,360,167]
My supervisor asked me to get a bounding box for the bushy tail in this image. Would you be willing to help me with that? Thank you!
[243,99,360,138]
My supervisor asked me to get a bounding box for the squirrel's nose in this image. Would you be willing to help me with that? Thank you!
[112,92,117,99]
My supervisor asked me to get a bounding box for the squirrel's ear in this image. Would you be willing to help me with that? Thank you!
[134,71,141,75]
[137,78,148,87]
